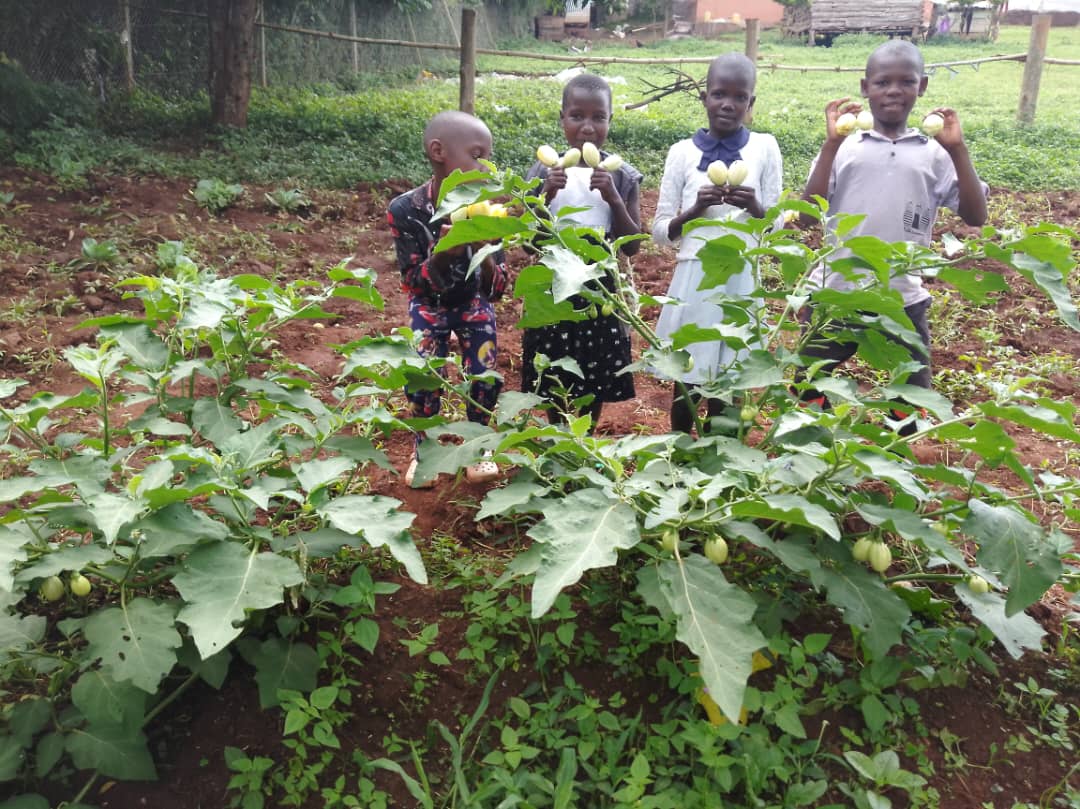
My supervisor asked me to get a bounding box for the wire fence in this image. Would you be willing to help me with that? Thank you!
[0,0,538,97]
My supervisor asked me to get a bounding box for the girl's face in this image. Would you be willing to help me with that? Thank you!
[702,72,755,138]
[560,87,612,151]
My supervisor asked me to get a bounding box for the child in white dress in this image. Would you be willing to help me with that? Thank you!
[652,53,782,432]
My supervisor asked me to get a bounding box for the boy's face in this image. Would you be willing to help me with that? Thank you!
[702,71,755,138]
[860,54,927,128]
[432,121,493,176]
[560,86,612,151]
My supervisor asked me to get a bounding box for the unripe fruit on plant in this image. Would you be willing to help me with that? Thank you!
[726,160,749,186]
[856,110,874,130]
[536,144,560,167]
[683,354,695,372]
[967,575,990,594]
[599,154,623,172]
[739,404,758,423]
[586,304,599,319]
[706,160,728,186]
[852,536,873,562]
[704,536,729,565]
[922,113,945,137]
[70,573,92,597]
[660,528,679,553]
[835,112,857,136]
[868,542,892,573]
[582,141,602,168]
[782,209,799,225]
[600,301,615,317]
[41,576,65,602]
[559,147,582,168]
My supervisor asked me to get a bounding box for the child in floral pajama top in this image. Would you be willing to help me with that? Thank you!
[387,110,508,485]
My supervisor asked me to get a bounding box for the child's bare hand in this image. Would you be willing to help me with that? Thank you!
[925,107,965,150]
[693,183,728,212]
[590,167,618,204]
[723,185,762,216]
[438,223,469,257]
[543,167,567,202]
[824,97,862,141]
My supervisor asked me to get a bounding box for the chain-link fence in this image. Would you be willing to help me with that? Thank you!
[0,0,540,98]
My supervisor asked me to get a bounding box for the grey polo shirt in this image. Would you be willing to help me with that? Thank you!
[807,128,987,306]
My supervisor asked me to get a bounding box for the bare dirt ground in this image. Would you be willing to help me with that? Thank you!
[1,167,1078,808]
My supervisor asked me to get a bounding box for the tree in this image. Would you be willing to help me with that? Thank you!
[208,0,258,128]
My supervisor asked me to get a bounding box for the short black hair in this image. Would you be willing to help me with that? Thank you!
[866,40,925,76]
[423,110,489,151]
[706,52,756,91]
[562,73,613,109]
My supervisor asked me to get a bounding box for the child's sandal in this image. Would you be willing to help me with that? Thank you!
[465,452,499,484]
[405,455,435,489]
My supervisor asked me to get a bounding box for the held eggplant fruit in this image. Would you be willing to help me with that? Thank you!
[536,144,560,167]
[856,110,874,130]
[835,112,857,136]
[706,160,728,186]
[598,154,623,172]
[582,141,602,168]
[921,113,945,137]
[726,160,749,186]
[559,147,582,168]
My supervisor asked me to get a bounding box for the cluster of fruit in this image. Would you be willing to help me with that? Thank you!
[40,573,92,601]
[536,142,623,172]
[449,199,510,222]
[705,159,749,187]
[834,108,945,138]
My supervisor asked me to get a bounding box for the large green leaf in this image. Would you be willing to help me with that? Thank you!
[85,492,145,546]
[191,397,244,447]
[173,543,304,659]
[104,323,169,371]
[295,456,353,494]
[542,244,604,303]
[528,488,640,618]
[65,725,156,781]
[0,601,45,662]
[730,493,840,540]
[656,555,766,723]
[134,503,229,558]
[83,599,182,693]
[0,526,30,593]
[240,636,320,709]
[812,564,910,658]
[70,671,147,733]
[318,495,426,584]
[955,588,1045,659]
[964,500,1064,617]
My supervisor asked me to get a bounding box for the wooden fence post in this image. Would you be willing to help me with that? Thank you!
[121,0,135,91]
[745,18,759,63]
[350,2,359,76]
[460,7,476,113]
[258,0,267,88]
[1017,13,1051,124]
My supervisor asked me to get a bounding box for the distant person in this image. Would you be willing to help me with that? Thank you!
[798,40,988,434]
[652,53,783,433]
[388,111,508,486]
[522,73,644,429]
[938,12,952,36]
[961,6,974,34]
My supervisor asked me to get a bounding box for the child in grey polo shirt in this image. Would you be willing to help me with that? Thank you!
[799,40,988,433]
